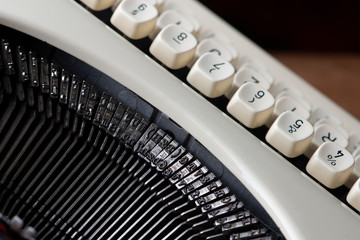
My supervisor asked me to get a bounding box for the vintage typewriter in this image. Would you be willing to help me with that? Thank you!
[1,0,360,239]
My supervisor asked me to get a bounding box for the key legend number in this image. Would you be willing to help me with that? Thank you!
[173,32,187,44]
[131,3,147,15]
[327,150,344,166]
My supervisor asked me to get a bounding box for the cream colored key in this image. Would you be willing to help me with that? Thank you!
[160,1,200,35]
[198,29,238,61]
[347,134,360,153]
[253,66,274,86]
[225,66,271,99]
[188,38,234,67]
[314,119,349,140]
[345,155,360,188]
[273,95,310,120]
[353,147,360,158]
[112,0,164,11]
[162,0,187,12]
[187,52,234,98]
[305,123,349,157]
[112,0,122,11]
[80,0,116,11]
[266,95,311,127]
[236,56,266,71]
[111,0,158,39]
[266,111,313,158]
[270,81,303,98]
[177,11,201,37]
[309,107,342,126]
[276,91,311,112]
[150,24,197,69]
[227,82,275,128]
[198,29,231,44]
[347,178,360,211]
[148,0,164,10]
[306,142,354,189]
[236,57,274,85]
[149,9,196,39]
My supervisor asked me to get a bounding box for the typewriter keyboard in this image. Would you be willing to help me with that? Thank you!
[1,0,360,239]
[76,0,360,211]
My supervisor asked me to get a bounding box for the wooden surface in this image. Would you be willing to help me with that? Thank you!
[271,52,360,120]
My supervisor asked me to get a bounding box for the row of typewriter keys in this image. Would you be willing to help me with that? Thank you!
[79,0,360,212]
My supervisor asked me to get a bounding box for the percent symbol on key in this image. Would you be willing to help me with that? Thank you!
[326,150,344,166]
[327,155,337,166]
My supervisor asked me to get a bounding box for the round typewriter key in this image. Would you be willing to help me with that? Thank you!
[266,111,314,158]
[306,142,354,189]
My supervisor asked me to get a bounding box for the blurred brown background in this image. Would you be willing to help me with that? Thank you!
[200,0,360,120]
